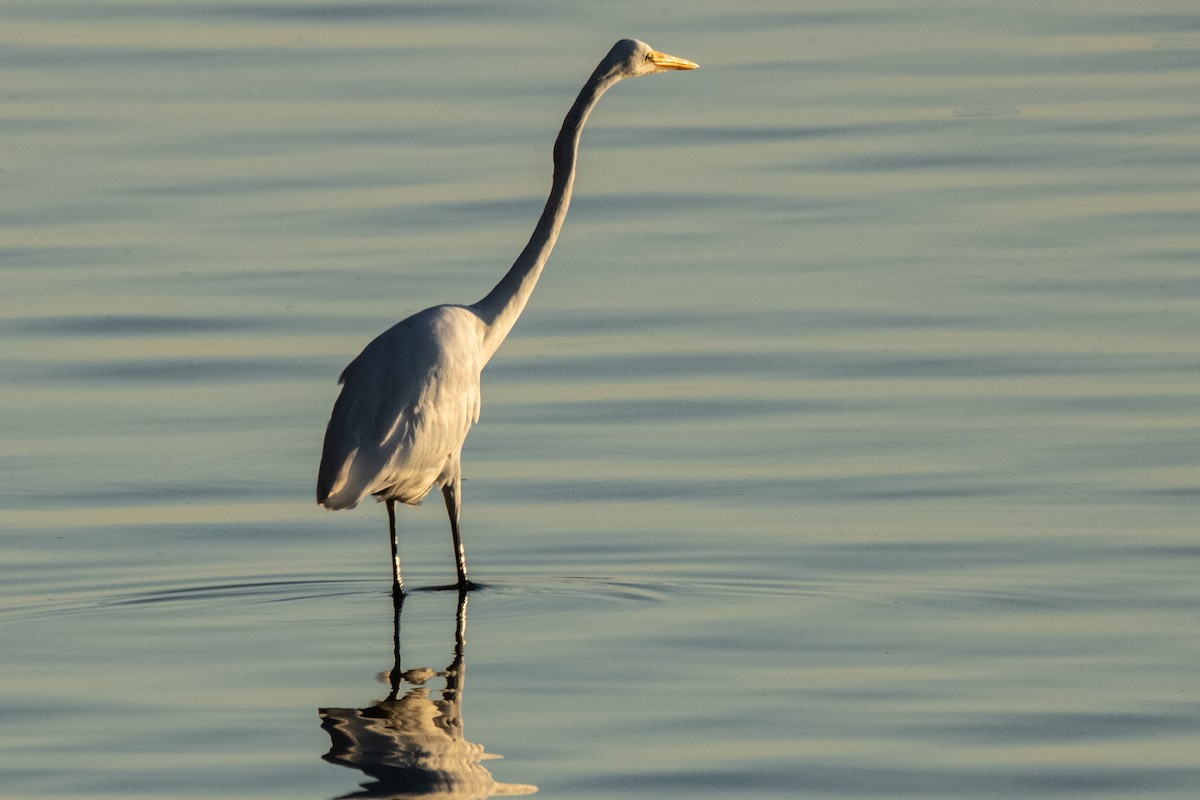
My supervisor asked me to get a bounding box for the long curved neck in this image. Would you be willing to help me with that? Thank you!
[470,64,621,363]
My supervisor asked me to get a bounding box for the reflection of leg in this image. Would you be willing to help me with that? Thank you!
[453,589,468,667]
[386,590,405,700]
[441,476,469,589]
[387,499,403,599]
[444,589,468,713]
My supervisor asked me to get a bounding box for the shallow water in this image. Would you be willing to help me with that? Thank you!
[3,1,1199,798]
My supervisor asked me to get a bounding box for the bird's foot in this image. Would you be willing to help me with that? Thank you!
[422,579,484,593]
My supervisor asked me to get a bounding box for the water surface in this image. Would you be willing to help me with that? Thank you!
[2,1,1198,798]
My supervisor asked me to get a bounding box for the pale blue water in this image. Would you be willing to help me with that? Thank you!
[3,1,1199,798]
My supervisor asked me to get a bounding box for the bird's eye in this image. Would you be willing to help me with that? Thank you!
[644,52,653,61]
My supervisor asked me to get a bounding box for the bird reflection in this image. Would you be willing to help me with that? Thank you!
[319,591,536,799]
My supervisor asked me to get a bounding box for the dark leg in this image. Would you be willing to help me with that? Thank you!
[387,498,404,601]
[441,474,472,590]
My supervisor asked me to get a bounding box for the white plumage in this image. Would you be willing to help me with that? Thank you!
[319,306,483,511]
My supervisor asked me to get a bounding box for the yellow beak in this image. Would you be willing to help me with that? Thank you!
[648,50,699,71]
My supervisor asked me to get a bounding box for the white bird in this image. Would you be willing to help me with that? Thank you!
[317,39,697,596]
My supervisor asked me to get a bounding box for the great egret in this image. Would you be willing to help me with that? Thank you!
[316,39,697,596]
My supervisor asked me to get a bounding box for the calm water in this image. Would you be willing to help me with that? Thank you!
[3,1,1199,798]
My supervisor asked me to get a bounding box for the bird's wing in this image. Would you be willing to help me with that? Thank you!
[317,306,483,509]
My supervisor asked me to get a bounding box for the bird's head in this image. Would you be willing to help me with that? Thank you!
[603,38,698,80]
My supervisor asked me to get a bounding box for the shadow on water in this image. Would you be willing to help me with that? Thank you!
[319,590,537,799]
